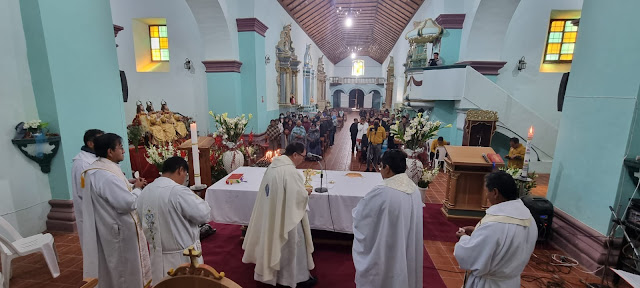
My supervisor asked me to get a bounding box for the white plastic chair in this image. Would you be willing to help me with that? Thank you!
[434,146,447,172]
[0,216,60,288]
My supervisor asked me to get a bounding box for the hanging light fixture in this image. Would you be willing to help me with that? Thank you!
[345,16,353,27]
[337,6,360,28]
[351,52,356,59]
[517,56,527,71]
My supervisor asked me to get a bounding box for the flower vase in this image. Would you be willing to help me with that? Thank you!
[404,148,424,185]
[223,149,244,173]
[418,186,428,204]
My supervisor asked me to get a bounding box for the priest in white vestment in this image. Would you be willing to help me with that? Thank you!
[454,171,537,288]
[81,133,152,288]
[71,129,103,247]
[242,142,317,287]
[137,156,212,285]
[352,149,423,288]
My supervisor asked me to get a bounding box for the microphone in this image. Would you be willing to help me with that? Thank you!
[307,152,323,159]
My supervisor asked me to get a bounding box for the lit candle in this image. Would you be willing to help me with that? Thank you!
[190,122,202,186]
[520,126,534,178]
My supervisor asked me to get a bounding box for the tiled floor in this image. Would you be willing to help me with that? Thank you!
[0,111,612,287]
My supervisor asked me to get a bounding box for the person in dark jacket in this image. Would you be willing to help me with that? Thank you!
[350,118,359,154]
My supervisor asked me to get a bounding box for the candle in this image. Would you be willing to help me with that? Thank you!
[190,122,201,186]
[520,126,534,178]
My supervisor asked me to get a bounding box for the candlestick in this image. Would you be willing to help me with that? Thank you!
[190,122,202,186]
[520,126,534,178]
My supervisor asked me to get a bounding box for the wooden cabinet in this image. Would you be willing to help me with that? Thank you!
[462,110,498,147]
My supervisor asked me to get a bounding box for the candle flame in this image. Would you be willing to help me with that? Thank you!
[528,126,534,138]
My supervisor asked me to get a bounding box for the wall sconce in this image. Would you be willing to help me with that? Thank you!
[517,56,527,71]
[265,55,271,65]
[184,58,192,70]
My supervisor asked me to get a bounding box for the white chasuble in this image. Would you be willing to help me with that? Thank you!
[137,177,211,285]
[71,150,98,248]
[81,158,152,288]
[242,155,314,287]
[454,199,538,288]
[352,173,423,288]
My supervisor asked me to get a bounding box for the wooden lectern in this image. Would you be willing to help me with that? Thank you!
[442,145,503,219]
[178,136,215,187]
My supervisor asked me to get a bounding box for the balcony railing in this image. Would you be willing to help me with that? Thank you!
[329,77,385,85]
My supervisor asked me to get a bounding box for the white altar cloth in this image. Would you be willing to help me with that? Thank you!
[205,166,383,233]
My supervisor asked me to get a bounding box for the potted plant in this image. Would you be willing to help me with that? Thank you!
[12,120,61,173]
[417,167,439,204]
[389,112,451,184]
[209,111,252,173]
[145,144,178,173]
[500,167,538,197]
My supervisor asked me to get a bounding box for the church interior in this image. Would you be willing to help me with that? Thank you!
[2,0,640,287]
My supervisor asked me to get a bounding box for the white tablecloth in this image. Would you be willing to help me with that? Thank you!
[205,166,383,233]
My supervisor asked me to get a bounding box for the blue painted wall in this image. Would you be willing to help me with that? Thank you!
[441,29,462,65]
[21,0,131,200]
[546,0,640,234]
[238,31,272,133]
[207,72,242,132]
[429,101,458,144]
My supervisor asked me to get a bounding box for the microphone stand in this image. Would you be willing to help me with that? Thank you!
[314,156,328,193]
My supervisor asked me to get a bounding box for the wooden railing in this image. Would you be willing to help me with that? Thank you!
[329,77,385,85]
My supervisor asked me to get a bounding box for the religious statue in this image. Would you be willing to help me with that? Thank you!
[130,101,192,145]
[316,56,327,110]
[276,24,300,105]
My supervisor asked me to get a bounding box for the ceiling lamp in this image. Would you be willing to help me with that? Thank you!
[337,6,360,28]
[351,52,356,59]
[345,16,353,27]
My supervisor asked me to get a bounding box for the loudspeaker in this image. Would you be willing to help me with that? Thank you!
[522,195,554,242]
[557,72,569,111]
[120,70,129,102]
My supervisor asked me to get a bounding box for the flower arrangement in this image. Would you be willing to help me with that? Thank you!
[418,167,439,188]
[23,120,49,136]
[209,111,252,147]
[145,144,178,172]
[500,167,538,195]
[389,113,451,151]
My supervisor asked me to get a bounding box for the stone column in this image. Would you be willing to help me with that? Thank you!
[20,0,131,231]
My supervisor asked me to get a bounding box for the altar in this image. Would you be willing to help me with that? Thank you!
[205,166,383,233]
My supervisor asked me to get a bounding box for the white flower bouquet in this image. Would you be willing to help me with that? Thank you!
[209,111,252,146]
[145,144,177,172]
[418,166,439,188]
[23,119,49,135]
[389,112,451,151]
[499,167,538,195]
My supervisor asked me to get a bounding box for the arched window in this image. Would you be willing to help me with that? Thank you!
[352,60,364,76]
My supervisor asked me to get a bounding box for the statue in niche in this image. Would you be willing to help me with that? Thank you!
[276,24,299,105]
[316,55,327,110]
[385,57,395,109]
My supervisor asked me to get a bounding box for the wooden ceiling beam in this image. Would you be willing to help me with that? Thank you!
[288,0,309,13]
[299,6,333,26]
[307,17,339,38]
[376,10,405,29]
[296,1,330,23]
[391,0,417,13]
[379,1,411,20]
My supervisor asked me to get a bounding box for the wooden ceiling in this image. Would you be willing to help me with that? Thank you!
[277,0,425,64]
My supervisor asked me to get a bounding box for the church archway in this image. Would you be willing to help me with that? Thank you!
[332,89,345,108]
[371,90,382,109]
[349,89,365,109]
[459,0,521,60]
[185,0,236,60]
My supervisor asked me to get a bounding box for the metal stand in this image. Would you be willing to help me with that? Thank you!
[314,157,328,193]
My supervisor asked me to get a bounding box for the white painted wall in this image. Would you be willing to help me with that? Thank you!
[0,0,52,235]
[496,0,583,128]
[110,0,209,132]
[334,56,382,78]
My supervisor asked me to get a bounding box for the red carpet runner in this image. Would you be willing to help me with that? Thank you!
[201,205,461,287]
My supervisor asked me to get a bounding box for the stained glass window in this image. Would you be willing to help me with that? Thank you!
[543,20,578,63]
[352,60,364,76]
[149,25,169,61]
